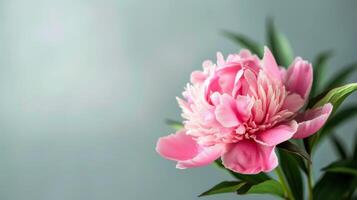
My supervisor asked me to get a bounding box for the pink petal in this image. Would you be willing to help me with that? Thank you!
[262,47,281,81]
[156,130,199,161]
[210,92,221,106]
[293,103,333,139]
[222,140,278,174]
[216,66,240,94]
[190,71,206,84]
[285,57,313,99]
[156,129,225,169]
[176,144,225,169]
[215,94,239,127]
[216,52,225,66]
[205,75,221,96]
[282,93,305,113]
[255,121,298,146]
[279,67,287,82]
[238,49,252,58]
[236,95,253,122]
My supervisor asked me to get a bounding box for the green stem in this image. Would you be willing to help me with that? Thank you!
[307,163,314,200]
[275,166,294,200]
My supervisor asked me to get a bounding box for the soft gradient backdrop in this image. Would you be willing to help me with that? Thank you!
[0,0,356,199]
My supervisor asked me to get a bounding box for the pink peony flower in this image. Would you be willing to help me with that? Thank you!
[156,47,332,174]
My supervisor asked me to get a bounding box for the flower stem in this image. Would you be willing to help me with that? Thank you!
[307,163,314,200]
[275,166,294,200]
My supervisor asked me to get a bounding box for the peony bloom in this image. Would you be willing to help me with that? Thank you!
[156,47,332,174]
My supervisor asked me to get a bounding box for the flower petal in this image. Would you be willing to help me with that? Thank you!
[190,71,206,84]
[215,94,239,127]
[285,57,313,99]
[217,66,240,94]
[293,103,333,139]
[262,47,281,81]
[156,129,199,161]
[282,93,305,113]
[236,95,254,122]
[222,140,278,174]
[255,121,298,146]
[156,129,225,169]
[176,144,224,169]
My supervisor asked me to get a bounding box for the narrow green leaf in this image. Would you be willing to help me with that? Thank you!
[236,182,253,195]
[315,160,357,199]
[237,180,285,198]
[198,181,245,197]
[303,133,319,155]
[313,83,357,111]
[288,140,309,174]
[324,62,357,91]
[324,167,357,176]
[330,134,348,159]
[266,18,294,67]
[165,119,183,130]
[314,172,356,200]
[310,51,333,98]
[322,160,357,176]
[214,160,270,184]
[223,31,263,58]
[354,131,357,159]
[277,141,311,163]
[278,149,304,200]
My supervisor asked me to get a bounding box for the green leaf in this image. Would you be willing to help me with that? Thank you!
[330,134,348,159]
[266,18,294,67]
[278,149,304,200]
[303,133,319,155]
[324,62,357,91]
[310,51,333,98]
[354,131,357,159]
[198,181,245,197]
[237,180,285,198]
[236,182,252,195]
[322,160,357,176]
[214,160,270,184]
[277,141,311,163]
[223,31,263,58]
[314,172,356,200]
[313,83,357,111]
[324,167,357,176]
[165,119,183,130]
[314,160,357,199]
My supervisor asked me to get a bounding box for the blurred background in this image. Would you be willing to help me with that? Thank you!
[0,0,356,199]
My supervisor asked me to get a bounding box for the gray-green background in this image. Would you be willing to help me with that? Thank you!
[0,0,355,199]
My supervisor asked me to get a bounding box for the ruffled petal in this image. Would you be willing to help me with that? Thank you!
[255,121,298,146]
[176,144,224,169]
[156,129,225,168]
[285,57,313,99]
[262,47,281,81]
[156,129,199,161]
[282,93,305,113]
[222,140,278,174]
[235,95,254,122]
[190,71,206,84]
[293,103,333,139]
[215,94,239,127]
